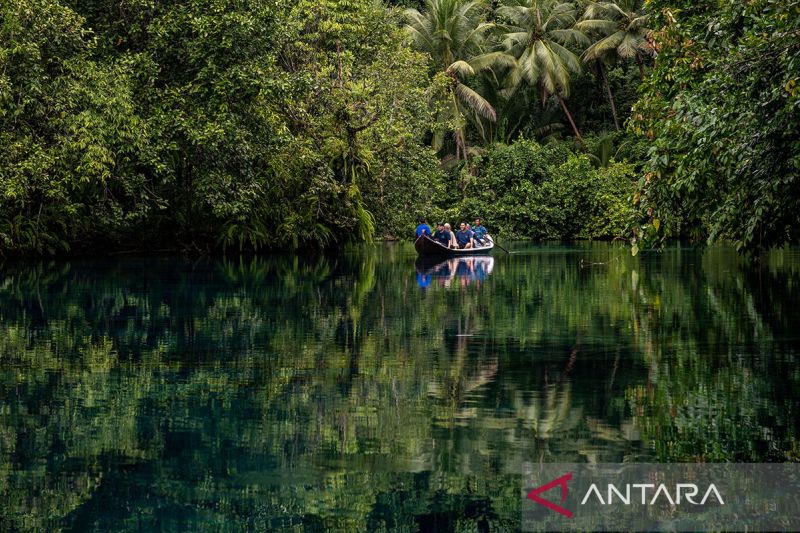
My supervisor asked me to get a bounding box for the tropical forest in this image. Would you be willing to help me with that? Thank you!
[1,0,798,256]
[2,1,800,531]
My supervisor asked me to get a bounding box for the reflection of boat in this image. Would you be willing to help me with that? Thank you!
[414,234,494,256]
[415,256,494,288]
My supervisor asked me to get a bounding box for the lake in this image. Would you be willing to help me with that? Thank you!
[1,243,798,531]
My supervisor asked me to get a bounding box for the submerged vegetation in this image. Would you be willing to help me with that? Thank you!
[0,0,798,255]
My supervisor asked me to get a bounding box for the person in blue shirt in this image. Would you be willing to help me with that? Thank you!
[432,222,451,247]
[415,218,432,238]
[455,222,473,249]
[472,217,488,244]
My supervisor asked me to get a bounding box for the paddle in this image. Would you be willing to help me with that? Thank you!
[491,238,513,254]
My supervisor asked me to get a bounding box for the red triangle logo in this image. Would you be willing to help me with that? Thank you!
[527,472,574,518]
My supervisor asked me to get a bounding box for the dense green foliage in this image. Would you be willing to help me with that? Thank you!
[1,0,798,254]
[0,0,444,253]
[449,139,636,239]
[631,0,800,254]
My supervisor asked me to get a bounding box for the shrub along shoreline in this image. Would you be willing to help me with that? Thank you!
[1,0,796,256]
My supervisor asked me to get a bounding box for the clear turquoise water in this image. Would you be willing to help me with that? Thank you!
[0,243,798,531]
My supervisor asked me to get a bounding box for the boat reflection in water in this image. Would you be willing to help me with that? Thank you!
[415,256,495,289]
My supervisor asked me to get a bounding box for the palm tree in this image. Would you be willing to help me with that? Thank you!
[497,0,590,142]
[575,1,651,130]
[576,0,652,80]
[405,0,509,161]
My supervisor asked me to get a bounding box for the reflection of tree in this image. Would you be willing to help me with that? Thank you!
[0,243,797,530]
[623,247,800,461]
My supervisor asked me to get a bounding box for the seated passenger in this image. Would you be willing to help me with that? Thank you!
[465,222,477,247]
[432,222,451,247]
[444,223,458,248]
[455,222,474,249]
[472,217,488,245]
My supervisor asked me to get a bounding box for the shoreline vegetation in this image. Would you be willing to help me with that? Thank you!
[1,0,798,257]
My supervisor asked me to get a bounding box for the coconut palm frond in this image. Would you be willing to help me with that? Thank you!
[533,41,559,96]
[495,5,521,24]
[597,1,627,18]
[460,0,489,17]
[495,0,590,140]
[548,3,578,28]
[405,0,501,160]
[502,30,532,49]
[461,21,496,45]
[581,2,607,19]
[470,51,517,71]
[403,8,427,25]
[574,19,618,35]
[617,32,643,58]
[447,60,476,77]
[548,40,583,75]
[549,28,592,48]
[550,1,577,17]
[500,58,523,89]
[583,30,625,60]
[628,15,649,30]
[405,26,436,52]
[579,0,651,63]
[517,47,540,87]
[432,28,454,42]
[454,82,497,121]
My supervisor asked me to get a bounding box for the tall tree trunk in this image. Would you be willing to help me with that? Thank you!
[454,129,470,191]
[558,95,583,144]
[635,54,645,80]
[455,129,468,164]
[452,91,468,165]
[598,61,620,131]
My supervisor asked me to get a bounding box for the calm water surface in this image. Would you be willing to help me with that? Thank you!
[1,243,799,531]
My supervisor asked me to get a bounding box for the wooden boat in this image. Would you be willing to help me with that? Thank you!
[414,234,494,256]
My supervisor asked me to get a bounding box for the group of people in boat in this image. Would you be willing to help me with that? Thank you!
[414,217,490,249]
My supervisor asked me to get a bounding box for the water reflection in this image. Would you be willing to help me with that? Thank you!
[0,244,798,531]
[415,256,494,289]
